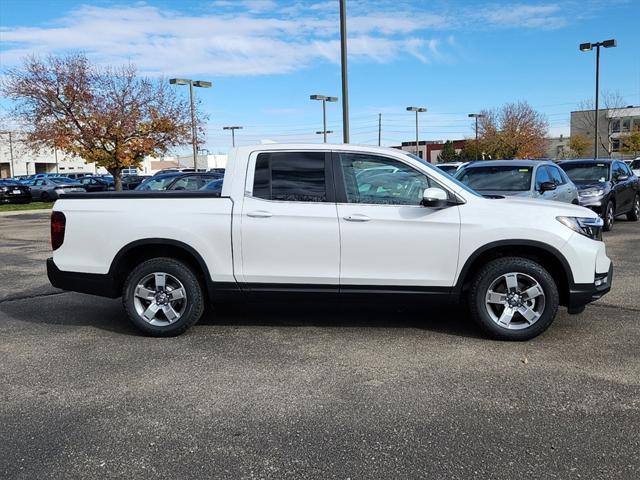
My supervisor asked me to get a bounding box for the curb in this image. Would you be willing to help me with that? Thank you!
[0,209,52,216]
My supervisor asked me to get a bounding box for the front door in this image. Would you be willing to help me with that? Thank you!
[239,151,340,288]
[334,152,461,288]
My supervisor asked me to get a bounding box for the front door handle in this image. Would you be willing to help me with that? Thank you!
[247,210,273,218]
[343,214,371,222]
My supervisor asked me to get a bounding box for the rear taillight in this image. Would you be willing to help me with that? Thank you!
[51,211,66,250]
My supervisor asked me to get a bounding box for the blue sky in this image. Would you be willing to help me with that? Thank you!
[1,0,639,154]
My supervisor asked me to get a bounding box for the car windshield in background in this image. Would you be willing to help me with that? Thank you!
[456,166,533,191]
[436,165,459,173]
[0,179,20,186]
[562,163,610,183]
[136,176,177,190]
[50,177,77,184]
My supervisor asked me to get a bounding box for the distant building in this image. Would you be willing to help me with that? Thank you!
[546,135,570,160]
[570,105,640,159]
[0,132,228,177]
[393,140,466,163]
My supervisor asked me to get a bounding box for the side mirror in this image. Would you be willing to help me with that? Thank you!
[174,186,185,191]
[421,187,449,208]
[539,181,556,193]
[616,175,629,182]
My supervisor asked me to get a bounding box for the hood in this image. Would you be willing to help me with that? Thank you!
[574,181,609,191]
[475,189,533,198]
[484,195,598,218]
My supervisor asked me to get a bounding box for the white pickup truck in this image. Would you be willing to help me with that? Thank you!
[47,144,612,340]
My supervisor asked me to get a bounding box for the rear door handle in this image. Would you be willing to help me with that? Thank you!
[247,210,273,218]
[343,214,371,222]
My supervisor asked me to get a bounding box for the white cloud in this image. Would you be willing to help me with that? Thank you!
[0,2,578,77]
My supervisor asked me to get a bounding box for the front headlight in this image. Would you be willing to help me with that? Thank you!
[556,216,603,240]
[579,188,604,198]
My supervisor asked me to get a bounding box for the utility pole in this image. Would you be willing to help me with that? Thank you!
[468,113,486,161]
[339,0,350,143]
[378,113,382,146]
[8,132,15,177]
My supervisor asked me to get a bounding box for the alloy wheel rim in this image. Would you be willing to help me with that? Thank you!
[634,198,639,216]
[485,272,546,330]
[133,272,187,326]
[607,204,614,227]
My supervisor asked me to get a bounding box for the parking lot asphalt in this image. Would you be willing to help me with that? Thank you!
[1,211,639,479]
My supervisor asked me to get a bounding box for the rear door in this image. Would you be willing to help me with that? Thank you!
[334,152,460,287]
[239,151,340,288]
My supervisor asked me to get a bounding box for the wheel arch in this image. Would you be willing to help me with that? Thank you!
[109,239,212,298]
[455,240,574,306]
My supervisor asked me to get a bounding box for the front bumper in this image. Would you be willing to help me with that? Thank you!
[567,263,613,313]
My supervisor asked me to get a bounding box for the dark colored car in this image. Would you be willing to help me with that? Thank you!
[558,159,640,231]
[455,160,579,204]
[64,172,91,180]
[199,178,224,194]
[121,175,150,190]
[135,172,223,191]
[28,177,86,201]
[0,179,32,204]
[78,176,115,192]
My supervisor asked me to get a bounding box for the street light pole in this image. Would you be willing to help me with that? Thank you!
[170,78,213,168]
[310,95,338,143]
[223,126,243,147]
[339,0,350,143]
[468,113,486,161]
[579,39,616,159]
[406,107,427,158]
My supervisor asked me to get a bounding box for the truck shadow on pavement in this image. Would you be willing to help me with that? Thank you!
[1,291,484,339]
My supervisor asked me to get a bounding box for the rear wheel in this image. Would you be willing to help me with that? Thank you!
[627,194,639,221]
[123,257,205,336]
[603,200,615,231]
[468,257,559,341]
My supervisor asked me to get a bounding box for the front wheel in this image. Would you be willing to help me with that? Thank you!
[123,257,205,336]
[468,257,559,341]
[627,195,639,221]
[603,200,615,231]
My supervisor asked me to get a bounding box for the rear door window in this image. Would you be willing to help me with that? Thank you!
[252,152,327,202]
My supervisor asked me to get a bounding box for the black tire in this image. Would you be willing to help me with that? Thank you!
[468,257,559,341]
[627,194,639,221]
[122,257,205,337]
[41,191,50,202]
[603,200,615,232]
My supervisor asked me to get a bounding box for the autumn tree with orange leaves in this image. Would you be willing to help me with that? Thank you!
[2,54,199,190]
[477,101,549,159]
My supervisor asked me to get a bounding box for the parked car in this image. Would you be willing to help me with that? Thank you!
[558,159,639,231]
[455,160,579,204]
[135,172,223,191]
[435,161,468,174]
[121,168,138,175]
[629,159,640,177]
[48,144,612,341]
[121,175,149,190]
[199,178,224,193]
[152,168,207,176]
[29,177,86,201]
[64,172,91,180]
[78,176,115,192]
[0,179,32,204]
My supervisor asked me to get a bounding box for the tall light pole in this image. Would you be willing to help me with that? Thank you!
[406,107,427,158]
[468,113,486,161]
[223,126,243,147]
[169,78,212,168]
[339,0,350,143]
[310,95,338,143]
[579,39,616,159]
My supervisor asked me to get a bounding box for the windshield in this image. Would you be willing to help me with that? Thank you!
[404,153,481,197]
[136,176,176,190]
[456,165,533,192]
[630,160,640,170]
[561,163,610,183]
[436,164,459,173]
[51,177,78,184]
[0,179,20,186]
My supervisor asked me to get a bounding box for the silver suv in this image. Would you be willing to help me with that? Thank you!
[455,160,579,204]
